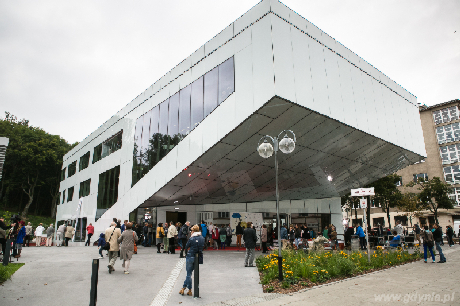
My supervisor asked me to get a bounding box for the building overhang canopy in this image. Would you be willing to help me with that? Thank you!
[139,97,423,208]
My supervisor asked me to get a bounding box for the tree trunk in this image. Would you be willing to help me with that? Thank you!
[386,206,391,229]
[21,173,39,220]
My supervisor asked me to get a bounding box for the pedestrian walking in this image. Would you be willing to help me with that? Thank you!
[105,222,121,273]
[163,222,169,253]
[179,221,190,257]
[85,223,94,246]
[243,222,257,267]
[421,225,435,263]
[212,226,219,249]
[64,223,74,247]
[236,222,243,250]
[156,223,165,253]
[168,221,178,254]
[45,224,55,247]
[355,223,366,250]
[219,225,226,249]
[261,224,268,253]
[433,224,446,263]
[208,222,214,250]
[446,225,454,247]
[14,221,26,258]
[179,224,204,297]
[117,222,138,274]
[226,224,232,247]
[97,233,106,258]
[56,223,65,246]
[34,223,45,247]
[25,222,33,247]
[200,221,208,250]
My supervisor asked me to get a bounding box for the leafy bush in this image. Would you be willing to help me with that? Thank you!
[257,247,420,289]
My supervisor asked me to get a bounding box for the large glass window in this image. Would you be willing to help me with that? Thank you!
[132,57,235,186]
[413,173,428,183]
[436,123,460,144]
[440,144,460,164]
[67,187,74,202]
[218,57,234,104]
[204,67,218,117]
[79,179,91,198]
[96,166,120,221]
[79,152,90,171]
[444,165,460,184]
[179,85,191,137]
[93,130,123,163]
[433,106,459,125]
[449,187,460,206]
[60,168,66,181]
[68,161,76,178]
[191,76,204,130]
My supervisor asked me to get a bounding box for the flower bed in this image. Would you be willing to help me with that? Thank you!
[256,247,422,293]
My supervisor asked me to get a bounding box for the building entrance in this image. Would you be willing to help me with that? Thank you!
[166,211,187,225]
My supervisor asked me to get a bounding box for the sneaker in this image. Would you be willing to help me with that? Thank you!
[187,290,193,296]
[124,271,129,274]
[424,260,427,263]
[108,265,113,274]
[98,256,103,259]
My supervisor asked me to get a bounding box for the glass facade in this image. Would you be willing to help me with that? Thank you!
[432,106,459,125]
[96,166,120,221]
[79,151,90,171]
[444,166,460,184]
[60,168,66,181]
[449,187,460,206]
[67,186,74,202]
[439,144,460,165]
[79,179,91,198]
[132,56,234,186]
[68,161,76,178]
[93,131,123,164]
[413,173,428,183]
[435,123,460,144]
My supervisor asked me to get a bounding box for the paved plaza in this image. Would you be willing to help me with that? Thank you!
[1,245,459,306]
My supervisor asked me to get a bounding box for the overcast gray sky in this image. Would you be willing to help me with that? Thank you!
[1,0,459,144]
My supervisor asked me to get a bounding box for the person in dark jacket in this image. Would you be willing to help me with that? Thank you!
[344,226,354,249]
[179,224,204,297]
[446,225,454,247]
[179,221,190,258]
[235,222,243,250]
[433,224,446,263]
[142,223,149,247]
[421,226,435,263]
[14,221,27,258]
[243,222,258,267]
[97,232,106,258]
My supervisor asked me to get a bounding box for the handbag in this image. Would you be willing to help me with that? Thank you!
[133,232,137,254]
[102,227,116,251]
[427,240,434,248]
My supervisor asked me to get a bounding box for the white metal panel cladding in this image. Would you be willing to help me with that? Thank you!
[57,0,424,234]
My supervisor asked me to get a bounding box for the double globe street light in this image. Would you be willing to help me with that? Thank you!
[257,130,296,281]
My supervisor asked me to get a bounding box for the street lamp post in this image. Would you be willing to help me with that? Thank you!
[257,130,296,282]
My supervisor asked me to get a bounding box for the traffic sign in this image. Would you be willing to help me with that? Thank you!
[360,198,367,208]
[351,187,375,196]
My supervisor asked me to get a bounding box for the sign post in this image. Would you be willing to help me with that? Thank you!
[351,188,374,263]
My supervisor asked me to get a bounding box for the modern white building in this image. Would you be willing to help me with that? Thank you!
[57,0,425,243]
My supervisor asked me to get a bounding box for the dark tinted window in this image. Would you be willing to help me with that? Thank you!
[79,179,91,198]
[68,161,77,177]
[96,166,120,221]
[67,187,74,202]
[79,152,90,171]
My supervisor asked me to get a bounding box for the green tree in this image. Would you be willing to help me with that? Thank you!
[397,192,424,227]
[406,177,454,224]
[0,112,75,219]
[370,174,403,229]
